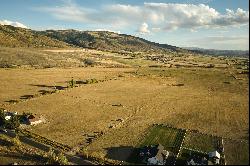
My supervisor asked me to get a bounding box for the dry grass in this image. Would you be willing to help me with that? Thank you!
[1,56,248,164]
[224,139,249,165]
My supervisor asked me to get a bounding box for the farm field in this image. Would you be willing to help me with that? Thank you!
[0,49,249,165]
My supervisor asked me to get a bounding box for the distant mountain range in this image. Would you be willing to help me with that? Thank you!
[183,47,249,58]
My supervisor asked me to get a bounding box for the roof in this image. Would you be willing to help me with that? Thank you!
[187,155,208,165]
[148,157,158,165]
[208,151,220,159]
[28,114,35,119]
[143,144,170,164]
[5,115,11,120]
[155,144,169,162]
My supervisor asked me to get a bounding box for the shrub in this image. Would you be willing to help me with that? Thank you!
[12,136,21,147]
[68,78,75,88]
[0,109,6,126]
[46,148,69,165]
[83,59,96,66]
[5,115,20,129]
[84,78,98,84]
[56,152,69,165]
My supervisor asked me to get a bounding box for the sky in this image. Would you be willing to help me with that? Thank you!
[0,0,249,50]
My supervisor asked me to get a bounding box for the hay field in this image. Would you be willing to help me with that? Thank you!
[0,47,248,164]
[1,65,247,159]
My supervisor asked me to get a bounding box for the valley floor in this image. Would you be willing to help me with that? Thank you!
[0,65,248,164]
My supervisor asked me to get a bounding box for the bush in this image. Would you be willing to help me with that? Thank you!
[85,78,98,84]
[56,152,69,165]
[0,109,6,126]
[5,115,20,129]
[12,136,21,147]
[68,78,75,88]
[83,59,96,66]
[46,148,69,165]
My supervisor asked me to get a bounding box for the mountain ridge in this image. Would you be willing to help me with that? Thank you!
[39,29,185,53]
[0,25,71,48]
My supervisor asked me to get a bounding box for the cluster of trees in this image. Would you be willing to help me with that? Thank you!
[0,109,32,130]
[0,110,20,129]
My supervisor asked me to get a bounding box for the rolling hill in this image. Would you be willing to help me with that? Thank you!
[0,25,71,48]
[39,29,184,53]
[0,25,185,54]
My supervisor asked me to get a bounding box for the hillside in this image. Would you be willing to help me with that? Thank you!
[0,25,189,54]
[0,25,71,48]
[39,30,184,53]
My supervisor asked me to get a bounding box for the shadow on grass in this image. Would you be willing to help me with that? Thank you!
[38,90,56,95]
[105,146,140,163]
[0,139,13,147]
[5,99,19,103]
[241,130,249,140]
[0,152,46,163]
[20,95,34,100]
[30,84,66,90]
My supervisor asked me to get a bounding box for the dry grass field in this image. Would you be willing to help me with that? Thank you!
[0,48,249,164]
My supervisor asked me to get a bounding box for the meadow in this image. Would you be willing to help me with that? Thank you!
[0,48,248,165]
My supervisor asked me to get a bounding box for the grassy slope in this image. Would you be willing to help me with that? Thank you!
[39,30,185,53]
[0,25,71,48]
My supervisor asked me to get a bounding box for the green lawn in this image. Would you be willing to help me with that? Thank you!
[127,125,186,164]
[139,125,186,154]
[182,131,222,153]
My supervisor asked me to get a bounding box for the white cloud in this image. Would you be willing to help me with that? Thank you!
[35,1,249,32]
[137,22,150,34]
[152,27,161,32]
[95,28,121,34]
[188,36,249,50]
[0,20,28,28]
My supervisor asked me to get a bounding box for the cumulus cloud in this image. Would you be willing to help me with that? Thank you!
[137,23,150,34]
[0,20,28,28]
[188,36,249,50]
[34,1,249,32]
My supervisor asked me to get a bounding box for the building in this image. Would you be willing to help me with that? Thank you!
[5,115,11,120]
[4,111,18,120]
[139,144,174,165]
[186,154,208,165]
[208,151,220,159]
[27,115,43,125]
[147,144,169,165]
[208,151,220,165]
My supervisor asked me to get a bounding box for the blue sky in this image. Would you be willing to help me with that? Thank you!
[0,0,249,50]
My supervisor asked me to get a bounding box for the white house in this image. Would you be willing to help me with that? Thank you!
[148,157,159,165]
[208,151,220,159]
[4,111,18,120]
[27,115,43,125]
[5,115,11,120]
[147,144,169,165]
